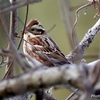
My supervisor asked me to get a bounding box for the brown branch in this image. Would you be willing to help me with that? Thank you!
[17,4,29,50]
[72,2,93,47]
[64,0,79,47]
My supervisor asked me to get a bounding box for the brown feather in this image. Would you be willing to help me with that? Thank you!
[24,42,54,67]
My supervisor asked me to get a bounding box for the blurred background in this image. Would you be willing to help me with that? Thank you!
[0,0,100,99]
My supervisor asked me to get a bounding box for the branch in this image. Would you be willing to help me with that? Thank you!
[4,0,18,79]
[66,18,100,63]
[0,14,29,74]
[0,64,84,99]
[0,58,99,100]
[3,92,33,100]
[17,4,29,50]
[0,0,42,14]
[71,2,93,47]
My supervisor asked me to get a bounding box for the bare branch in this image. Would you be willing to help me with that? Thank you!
[3,92,33,100]
[17,4,29,50]
[0,64,84,99]
[66,18,100,63]
[0,55,7,67]
[71,2,93,46]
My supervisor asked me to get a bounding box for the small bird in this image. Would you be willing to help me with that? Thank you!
[23,19,70,67]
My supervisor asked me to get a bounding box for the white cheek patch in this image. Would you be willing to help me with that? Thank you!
[24,32,41,39]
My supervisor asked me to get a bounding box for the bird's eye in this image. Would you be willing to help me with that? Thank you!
[31,28,35,31]
[31,28,44,35]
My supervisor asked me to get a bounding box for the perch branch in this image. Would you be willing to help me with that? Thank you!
[0,64,84,99]
[0,58,99,99]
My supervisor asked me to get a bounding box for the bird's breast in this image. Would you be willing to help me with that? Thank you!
[23,41,43,67]
[23,41,54,67]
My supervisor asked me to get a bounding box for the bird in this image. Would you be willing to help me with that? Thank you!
[23,19,70,68]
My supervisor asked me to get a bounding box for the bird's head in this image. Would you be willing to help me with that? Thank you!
[23,19,46,39]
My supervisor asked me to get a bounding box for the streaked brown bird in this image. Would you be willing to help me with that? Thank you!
[23,19,70,68]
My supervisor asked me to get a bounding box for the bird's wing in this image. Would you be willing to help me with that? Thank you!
[30,35,70,66]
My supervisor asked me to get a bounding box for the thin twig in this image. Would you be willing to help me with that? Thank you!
[4,0,18,79]
[0,55,7,67]
[3,3,29,79]
[0,14,29,74]
[72,2,93,47]
[64,0,79,47]
[65,89,79,100]
[17,4,29,50]
[47,24,56,33]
